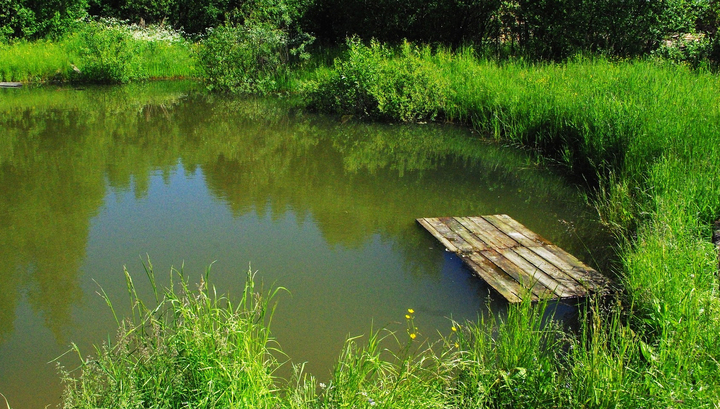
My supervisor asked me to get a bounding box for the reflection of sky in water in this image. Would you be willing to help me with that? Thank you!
[0,85,613,408]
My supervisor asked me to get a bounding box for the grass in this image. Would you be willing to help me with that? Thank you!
[60,263,285,408]
[0,20,197,83]
[9,38,718,406]
[303,43,720,406]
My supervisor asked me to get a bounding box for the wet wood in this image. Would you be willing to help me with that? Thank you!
[417,214,610,302]
[0,82,22,88]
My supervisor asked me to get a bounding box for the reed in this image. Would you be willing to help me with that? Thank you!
[59,263,285,408]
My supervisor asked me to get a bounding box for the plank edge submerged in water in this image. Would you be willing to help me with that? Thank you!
[417,215,609,302]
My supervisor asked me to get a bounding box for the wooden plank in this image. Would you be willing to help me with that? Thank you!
[471,216,519,248]
[417,214,609,302]
[483,214,542,247]
[512,246,587,295]
[417,218,459,253]
[0,82,22,88]
[479,248,554,299]
[528,245,606,290]
[417,218,474,253]
[465,253,525,303]
[497,248,575,298]
[510,247,587,297]
[460,216,517,249]
[441,217,489,251]
[494,214,552,245]
[544,243,607,289]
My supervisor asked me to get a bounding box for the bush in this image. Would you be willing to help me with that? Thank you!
[197,17,313,94]
[0,0,88,40]
[197,22,288,93]
[68,20,144,83]
[66,18,193,83]
[305,38,450,121]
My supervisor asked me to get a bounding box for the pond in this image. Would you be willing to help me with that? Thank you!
[0,82,612,408]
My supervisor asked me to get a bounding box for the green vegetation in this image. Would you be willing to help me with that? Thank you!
[61,265,285,408]
[2,0,720,407]
[32,45,719,408]
[4,0,720,86]
[0,19,196,83]
[305,42,720,406]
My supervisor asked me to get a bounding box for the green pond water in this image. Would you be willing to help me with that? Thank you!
[0,82,613,408]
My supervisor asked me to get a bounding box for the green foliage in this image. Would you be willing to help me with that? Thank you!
[302,0,704,59]
[304,0,503,47]
[448,300,568,407]
[86,0,312,36]
[63,19,195,83]
[0,21,195,83]
[197,22,289,93]
[68,20,144,83]
[0,39,71,82]
[0,0,88,40]
[305,39,450,121]
[60,264,284,408]
[196,0,314,95]
[306,50,720,404]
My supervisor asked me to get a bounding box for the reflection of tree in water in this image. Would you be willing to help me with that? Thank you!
[0,84,190,343]
[196,109,615,277]
[0,84,614,344]
[0,110,102,342]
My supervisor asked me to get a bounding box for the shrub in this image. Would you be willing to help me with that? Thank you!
[305,38,450,121]
[66,18,194,83]
[198,22,288,93]
[0,0,88,40]
[197,16,313,94]
[68,20,144,83]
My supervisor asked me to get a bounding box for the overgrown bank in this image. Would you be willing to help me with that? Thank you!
[52,44,720,407]
[304,41,720,406]
[3,10,720,407]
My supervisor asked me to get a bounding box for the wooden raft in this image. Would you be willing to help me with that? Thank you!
[417,215,609,303]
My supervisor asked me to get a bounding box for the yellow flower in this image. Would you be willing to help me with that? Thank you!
[454,343,459,348]
[410,333,417,340]
[408,308,414,314]
[451,326,457,332]
[405,314,411,320]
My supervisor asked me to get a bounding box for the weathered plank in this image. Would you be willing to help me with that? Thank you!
[493,214,552,245]
[465,253,525,303]
[483,214,542,247]
[442,217,489,251]
[417,218,473,253]
[480,248,554,299]
[417,214,609,302]
[462,216,517,249]
[542,244,607,289]
[0,82,22,88]
[417,218,460,253]
[512,246,587,295]
[497,247,575,298]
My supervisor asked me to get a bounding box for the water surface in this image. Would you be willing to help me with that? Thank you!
[0,82,612,408]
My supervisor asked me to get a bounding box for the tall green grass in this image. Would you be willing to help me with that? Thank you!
[0,20,197,83]
[0,39,70,82]
[66,265,703,408]
[305,42,720,406]
[59,264,284,408]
